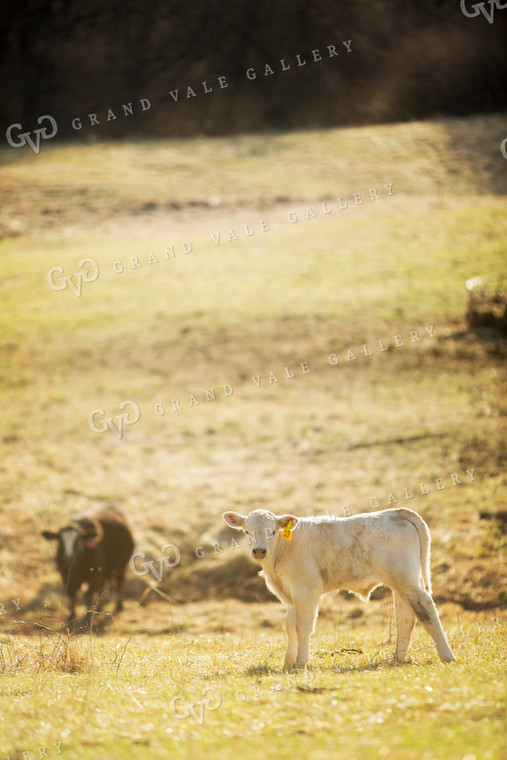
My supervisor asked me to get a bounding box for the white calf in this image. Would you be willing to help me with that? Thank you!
[223,508,454,669]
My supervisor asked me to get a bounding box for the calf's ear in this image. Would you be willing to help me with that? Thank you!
[223,511,246,529]
[42,530,59,540]
[276,514,298,530]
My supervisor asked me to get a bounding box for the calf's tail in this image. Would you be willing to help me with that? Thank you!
[400,509,432,594]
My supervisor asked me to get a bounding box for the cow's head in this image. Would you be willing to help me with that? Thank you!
[223,509,298,562]
[42,517,103,567]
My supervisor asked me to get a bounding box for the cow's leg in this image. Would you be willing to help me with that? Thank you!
[64,576,80,625]
[393,590,416,662]
[293,590,320,669]
[67,592,77,624]
[399,586,454,663]
[283,605,298,669]
[83,585,95,621]
[114,570,126,613]
[85,571,105,617]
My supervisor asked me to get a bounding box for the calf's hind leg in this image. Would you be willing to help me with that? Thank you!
[393,590,416,662]
[398,586,454,663]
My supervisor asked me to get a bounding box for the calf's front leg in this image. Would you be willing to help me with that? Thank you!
[283,605,298,670]
[292,590,320,669]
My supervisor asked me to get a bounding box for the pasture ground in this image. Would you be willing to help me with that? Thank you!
[0,113,506,759]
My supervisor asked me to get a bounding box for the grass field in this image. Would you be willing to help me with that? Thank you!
[0,113,506,759]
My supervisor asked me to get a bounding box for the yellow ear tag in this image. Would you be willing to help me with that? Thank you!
[282,520,293,541]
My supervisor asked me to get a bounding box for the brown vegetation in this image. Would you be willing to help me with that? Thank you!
[1,1,506,138]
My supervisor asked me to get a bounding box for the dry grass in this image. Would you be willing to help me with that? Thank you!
[0,613,505,759]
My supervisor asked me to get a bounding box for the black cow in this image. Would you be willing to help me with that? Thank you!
[42,506,134,624]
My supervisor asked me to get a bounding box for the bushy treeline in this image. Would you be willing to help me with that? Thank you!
[1,0,506,137]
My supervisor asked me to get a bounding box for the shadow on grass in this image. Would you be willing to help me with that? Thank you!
[450,326,506,342]
[243,654,408,678]
[133,623,189,635]
[244,663,278,677]
[348,433,446,450]
[1,609,116,637]
[331,659,404,674]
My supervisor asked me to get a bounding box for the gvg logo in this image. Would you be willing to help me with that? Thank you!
[129,544,181,581]
[47,258,100,296]
[88,401,141,439]
[460,0,507,22]
[170,689,222,725]
[6,114,58,153]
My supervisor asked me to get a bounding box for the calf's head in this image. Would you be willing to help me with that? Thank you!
[223,509,297,561]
